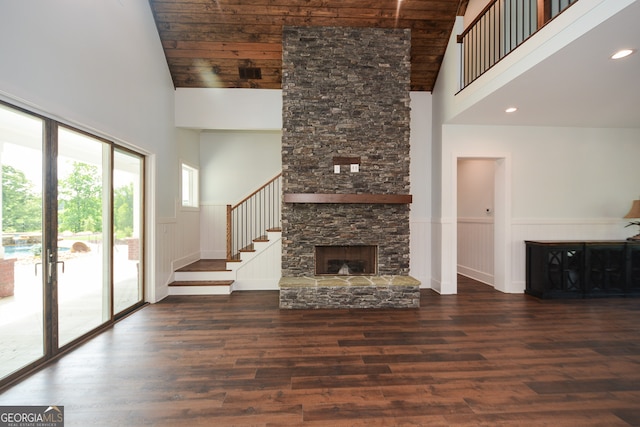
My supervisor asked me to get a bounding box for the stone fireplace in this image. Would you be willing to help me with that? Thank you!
[278,26,419,309]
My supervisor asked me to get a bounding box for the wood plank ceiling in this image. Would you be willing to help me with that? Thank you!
[148,0,467,91]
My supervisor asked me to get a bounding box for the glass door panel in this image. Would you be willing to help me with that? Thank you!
[0,104,45,379]
[113,149,143,314]
[57,128,111,347]
[0,102,146,388]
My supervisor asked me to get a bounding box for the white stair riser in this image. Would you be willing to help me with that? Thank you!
[174,270,235,281]
[168,285,232,296]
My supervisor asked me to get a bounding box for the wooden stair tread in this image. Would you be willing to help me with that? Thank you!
[239,243,256,252]
[169,280,234,287]
[177,259,229,272]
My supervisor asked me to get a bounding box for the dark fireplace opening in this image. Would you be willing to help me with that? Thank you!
[315,245,377,276]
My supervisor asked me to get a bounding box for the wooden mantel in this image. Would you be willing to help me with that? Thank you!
[283,193,412,204]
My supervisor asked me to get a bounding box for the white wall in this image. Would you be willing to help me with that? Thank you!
[200,130,282,204]
[430,17,464,294]
[444,124,640,293]
[0,1,179,302]
[199,130,282,259]
[409,92,433,287]
[175,88,282,130]
[173,129,201,269]
[447,126,640,220]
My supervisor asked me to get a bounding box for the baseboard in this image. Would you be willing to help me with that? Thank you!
[457,266,494,287]
[172,252,200,271]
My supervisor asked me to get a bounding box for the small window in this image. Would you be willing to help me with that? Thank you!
[181,162,199,208]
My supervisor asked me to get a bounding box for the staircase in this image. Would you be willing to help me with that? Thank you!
[169,173,282,296]
[168,229,282,296]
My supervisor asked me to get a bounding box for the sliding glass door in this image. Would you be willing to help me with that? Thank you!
[113,149,143,315]
[0,104,45,380]
[0,101,145,386]
[57,128,111,347]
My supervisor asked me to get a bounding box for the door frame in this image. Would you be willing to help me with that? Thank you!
[0,99,147,390]
[449,153,512,294]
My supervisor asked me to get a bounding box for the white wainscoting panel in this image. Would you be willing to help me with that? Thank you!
[155,218,176,302]
[457,217,494,285]
[153,201,202,301]
[410,217,431,288]
[200,203,228,259]
[173,206,201,270]
[431,218,457,294]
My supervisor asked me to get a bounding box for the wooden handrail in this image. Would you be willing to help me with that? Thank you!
[232,173,282,210]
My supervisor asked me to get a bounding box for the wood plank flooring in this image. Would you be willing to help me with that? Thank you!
[1,276,640,426]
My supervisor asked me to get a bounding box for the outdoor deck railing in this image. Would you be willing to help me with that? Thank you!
[458,0,579,89]
[226,173,282,261]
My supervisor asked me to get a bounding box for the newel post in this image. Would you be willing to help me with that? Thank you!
[226,204,232,261]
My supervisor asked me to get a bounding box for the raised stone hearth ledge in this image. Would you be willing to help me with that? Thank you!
[280,275,420,287]
[279,275,420,309]
[283,193,412,204]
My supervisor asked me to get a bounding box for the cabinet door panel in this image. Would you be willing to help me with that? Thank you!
[585,245,626,295]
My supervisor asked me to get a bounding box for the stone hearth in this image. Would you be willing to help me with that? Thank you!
[279,276,420,309]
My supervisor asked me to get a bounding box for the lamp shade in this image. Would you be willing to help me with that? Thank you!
[624,200,640,219]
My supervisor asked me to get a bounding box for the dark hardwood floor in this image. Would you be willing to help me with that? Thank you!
[2,276,640,426]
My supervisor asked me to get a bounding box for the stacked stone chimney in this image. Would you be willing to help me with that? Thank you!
[281,26,411,278]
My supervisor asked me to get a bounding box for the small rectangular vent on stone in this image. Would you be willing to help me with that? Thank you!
[238,67,262,80]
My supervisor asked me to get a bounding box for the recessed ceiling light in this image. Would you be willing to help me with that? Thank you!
[611,49,635,60]
[505,107,518,113]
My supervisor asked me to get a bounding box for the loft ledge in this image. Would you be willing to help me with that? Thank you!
[283,193,412,204]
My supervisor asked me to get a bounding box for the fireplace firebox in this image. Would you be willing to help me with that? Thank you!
[315,245,377,276]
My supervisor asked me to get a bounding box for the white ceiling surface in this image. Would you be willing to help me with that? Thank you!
[450,1,640,128]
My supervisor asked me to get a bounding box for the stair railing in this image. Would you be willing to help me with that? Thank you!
[226,173,282,261]
[458,0,579,89]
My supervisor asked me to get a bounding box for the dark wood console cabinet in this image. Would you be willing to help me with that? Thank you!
[525,240,640,298]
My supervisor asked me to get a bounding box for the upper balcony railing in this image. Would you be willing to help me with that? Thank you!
[458,0,579,89]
